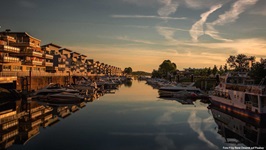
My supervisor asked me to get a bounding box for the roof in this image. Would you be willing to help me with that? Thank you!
[0,32,41,41]
[41,43,62,48]
[59,48,72,52]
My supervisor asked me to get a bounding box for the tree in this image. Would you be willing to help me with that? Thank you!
[207,67,211,76]
[158,60,176,78]
[212,65,218,75]
[124,67,133,75]
[151,69,161,78]
[227,54,255,71]
[249,58,266,83]
[223,64,228,72]
[219,65,224,74]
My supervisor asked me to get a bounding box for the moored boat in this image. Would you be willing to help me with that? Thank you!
[209,72,266,123]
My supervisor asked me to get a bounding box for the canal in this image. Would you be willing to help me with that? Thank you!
[5,80,254,150]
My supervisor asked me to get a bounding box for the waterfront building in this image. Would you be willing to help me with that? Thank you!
[0,32,45,72]
[58,48,72,73]
[70,51,80,75]
[78,54,87,75]
[41,43,62,73]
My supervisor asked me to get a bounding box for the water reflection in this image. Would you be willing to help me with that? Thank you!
[210,105,266,148]
[124,80,133,87]
[0,92,101,150]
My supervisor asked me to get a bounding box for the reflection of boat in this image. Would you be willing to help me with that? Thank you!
[209,72,266,123]
[176,99,194,105]
[210,106,266,148]
[0,87,21,104]
[45,92,84,103]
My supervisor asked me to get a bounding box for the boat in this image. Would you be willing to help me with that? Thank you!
[209,72,266,123]
[45,92,84,103]
[158,82,208,98]
[32,83,84,103]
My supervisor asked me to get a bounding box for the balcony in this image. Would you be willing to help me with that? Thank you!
[58,64,66,68]
[10,50,43,58]
[45,62,53,67]
[32,60,43,66]
[23,60,43,66]
[32,51,43,57]
[44,54,53,60]
[0,45,20,53]
[0,56,20,63]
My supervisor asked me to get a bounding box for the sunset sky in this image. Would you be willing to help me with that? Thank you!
[1,0,266,72]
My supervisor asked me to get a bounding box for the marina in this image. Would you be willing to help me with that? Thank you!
[0,80,265,149]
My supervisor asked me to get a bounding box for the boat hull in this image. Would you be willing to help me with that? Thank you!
[209,98,266,124]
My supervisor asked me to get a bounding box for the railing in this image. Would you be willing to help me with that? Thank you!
[44,54,53,59]
[32,60,43,66]
[32,51,43,57]
[0,45,20,53]
[0,56,20,63]
[0,72,17,77]
[45,62,53,67]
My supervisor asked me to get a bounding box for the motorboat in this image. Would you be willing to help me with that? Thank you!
[32,83,84,103]
[209,72,266,123]
[44,92,84,103]
[158,83,208,98]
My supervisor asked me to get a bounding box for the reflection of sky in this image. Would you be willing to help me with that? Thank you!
[10,81,226,150]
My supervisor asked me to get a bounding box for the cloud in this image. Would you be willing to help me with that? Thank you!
[116,36,156,45]
[155,134,177,150]
[111,15,186,20]
[206,0,258,41]
[188,110,218,149]
[157,0,179,17]
[184,0,224,9]
[189,4,223,42]
[156,26,178,42]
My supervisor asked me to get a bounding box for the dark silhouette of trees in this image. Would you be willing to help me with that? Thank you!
[227,54,255,71]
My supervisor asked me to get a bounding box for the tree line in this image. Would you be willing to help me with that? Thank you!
[151,54,266,83]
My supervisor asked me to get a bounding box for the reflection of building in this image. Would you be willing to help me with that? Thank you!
[0,100,23,149]
[52,106,71,118]
[210,106,266,147]
[15,101,56,144]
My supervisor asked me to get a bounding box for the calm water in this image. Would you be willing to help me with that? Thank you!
[3,80,262,150]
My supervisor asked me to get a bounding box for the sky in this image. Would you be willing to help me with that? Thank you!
[1,0,266,72]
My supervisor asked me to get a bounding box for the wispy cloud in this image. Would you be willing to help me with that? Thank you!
[116,36,156,45]
[157,0,179,17]
[184,0,225,9]
[111,15,186,20]
[188,110,218,149]
[156,0,180,43]
[189,4,223,42]
[206,0,258,41]
[156,26,178,42]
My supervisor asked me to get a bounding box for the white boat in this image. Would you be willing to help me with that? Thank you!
[158,83,207,98]
[32,83,84,103]
[209,72,266,123]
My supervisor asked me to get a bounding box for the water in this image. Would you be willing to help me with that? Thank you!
[2,80,264,150]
